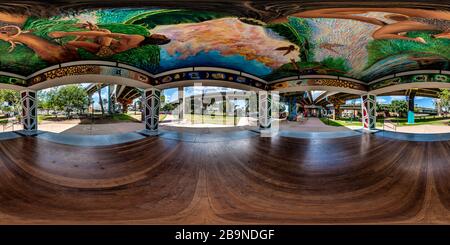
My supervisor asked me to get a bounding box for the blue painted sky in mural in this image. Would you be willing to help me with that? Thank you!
[159,49,273,76]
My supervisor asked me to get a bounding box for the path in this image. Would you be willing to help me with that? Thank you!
[385,124,450,134]
[280,117,352,132]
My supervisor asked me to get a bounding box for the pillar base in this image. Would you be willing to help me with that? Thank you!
[258,128,279,137]
[407,111,415,124]
[358,128,379,134]
[15,130,42,136]
[138,129,160,136]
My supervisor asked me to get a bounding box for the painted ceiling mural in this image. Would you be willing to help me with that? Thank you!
[0,7,449,83]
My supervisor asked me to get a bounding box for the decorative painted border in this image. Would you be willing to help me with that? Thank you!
[270,78,368,91]
[1,62,448,93]
[154,70,268,90]
[28,65,151,86]
[0,75,27,86]
[369,73,450,90]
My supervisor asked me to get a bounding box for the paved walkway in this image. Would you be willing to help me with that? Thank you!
[384,124,450,134]
[280,117,352,132]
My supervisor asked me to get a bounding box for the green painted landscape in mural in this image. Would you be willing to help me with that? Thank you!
[0,7,448,85]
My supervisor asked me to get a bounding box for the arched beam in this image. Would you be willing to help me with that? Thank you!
[0,83,26,91]
[270,76,367,95]
[370,82,450,95]
[153,67,267,91]
[155,79,264,91]
[273,85,366,95]
[28,74,153,90]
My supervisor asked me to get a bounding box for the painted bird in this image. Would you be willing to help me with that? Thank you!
[318,43,345,54]
[275,45,297,56]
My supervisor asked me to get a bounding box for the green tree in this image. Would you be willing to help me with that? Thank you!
[37,90,57,115]
[55,85,89,118]
[162,103,175,112]
[0,89,20,119]
[390,100,408,118]
[438,89,450,114]
[376,102,391,117]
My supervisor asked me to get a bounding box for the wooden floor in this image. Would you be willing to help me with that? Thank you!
[0,134,450,224]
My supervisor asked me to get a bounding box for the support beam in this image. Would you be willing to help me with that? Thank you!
[143,88,161,133]
[407,90,417,124]
[107,85,112,114]
[116,85,126,98]
[436,98,442,116]
[178,87,184,122]
[361,94,377,131]
[20,90,37,133]
[315,91,340,104]
[259,91,279,137]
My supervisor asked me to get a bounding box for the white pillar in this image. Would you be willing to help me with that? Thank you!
[259,91,279,137]
[143,88,160,133]
[178,87,184,122]
[20,90,38,133]
[361,94,377,130]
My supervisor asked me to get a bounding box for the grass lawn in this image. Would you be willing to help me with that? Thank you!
[319,117,344,127]
[323,116,450,128]
[111,113,140,122]
[38,115,61,123]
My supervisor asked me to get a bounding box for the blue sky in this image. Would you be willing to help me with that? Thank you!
[346,96,436,108]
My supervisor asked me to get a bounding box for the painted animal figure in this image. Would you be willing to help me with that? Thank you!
[270,8,450,43]
[275,45,297,56]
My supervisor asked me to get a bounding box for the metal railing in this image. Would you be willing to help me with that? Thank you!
[383,118,397,132]
[1,119,18,132]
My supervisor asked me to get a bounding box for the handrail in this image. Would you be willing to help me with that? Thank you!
[1,119,18,132]
[383,118,396,132]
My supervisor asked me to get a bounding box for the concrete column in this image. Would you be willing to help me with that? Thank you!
[436,99,442,116]
[89,94,93,114]
[178,87,184,122]
[20,90,37,133]
[143,88,160,133]
[107,85,112,114]
[222,93,227,125]
[361,94,376,130]
[259,91,279,137]
[407,91,416,124]
[288,96,297,120]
